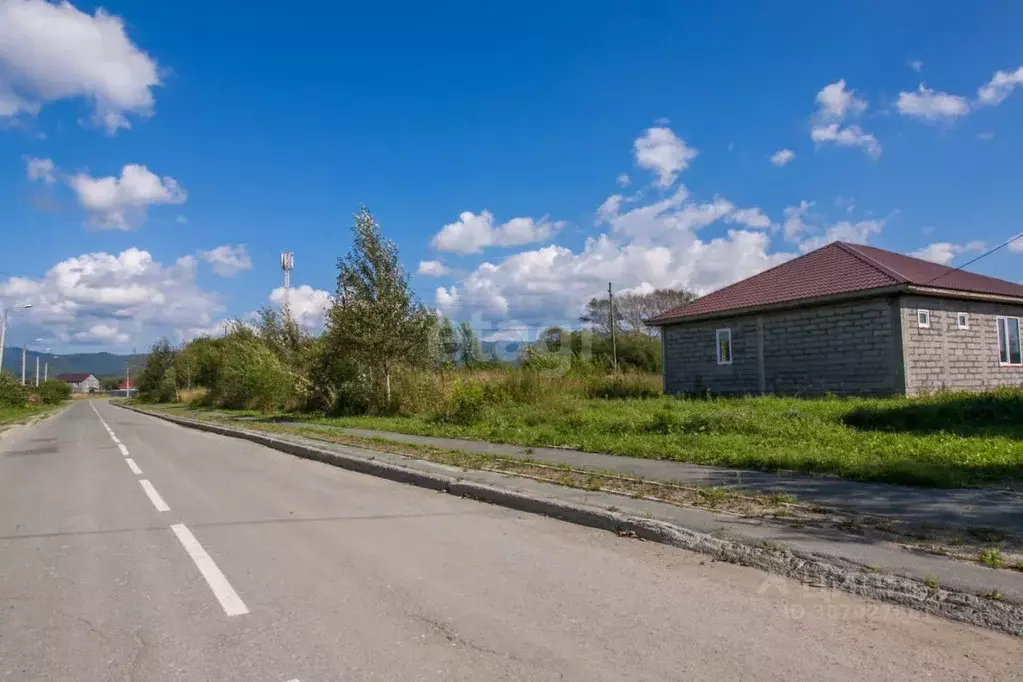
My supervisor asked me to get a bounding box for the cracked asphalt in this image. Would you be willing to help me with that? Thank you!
[0,400,1019,681]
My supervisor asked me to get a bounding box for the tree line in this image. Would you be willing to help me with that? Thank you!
[135,206,694,413]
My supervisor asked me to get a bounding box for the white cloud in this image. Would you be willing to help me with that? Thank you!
[68,164,186,229]
[608,190,735,241]
[0,0,160,133]
[977,132,995,141]
[633,126,698,187]
[616,173,631,187]
[0,247,222,349]
[435,134,792,324]
[770,149,795,166]
[910,241,986,265]
[436,231,791,324]
[595,194,623,224]
[909,59,924,73]
[25,155,55,183]
[976,65,1023,107]
[73,322,130,345]
[176,215,188,224]
[810,80,880,158]
[782,200,814,241]
[417,260,450,276]
[797,219,884,253]
[727,207,772,229]
[431,210,562,254]
[1007,234,1023,254]
[269,284,331,331]
[897,84,969,121]
[199,244,252,277]
[815,79,867,119]
[810,123,881,159]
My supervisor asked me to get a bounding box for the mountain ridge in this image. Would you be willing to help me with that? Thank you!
[1,347,146,379]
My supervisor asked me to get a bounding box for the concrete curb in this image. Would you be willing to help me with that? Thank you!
[118,403,1022,637]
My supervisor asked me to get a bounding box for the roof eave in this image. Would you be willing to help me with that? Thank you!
[647,284,908,326]
[905,285,1023,306]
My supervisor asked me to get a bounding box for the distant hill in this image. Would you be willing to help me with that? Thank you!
[1,347,146,379]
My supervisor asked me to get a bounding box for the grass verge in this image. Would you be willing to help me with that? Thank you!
[154,389,1023,489]
[0,404,59,429]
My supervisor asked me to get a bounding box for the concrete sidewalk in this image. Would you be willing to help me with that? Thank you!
[241,419,1023,536]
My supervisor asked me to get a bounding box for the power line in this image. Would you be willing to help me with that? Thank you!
[925,232,1023,285]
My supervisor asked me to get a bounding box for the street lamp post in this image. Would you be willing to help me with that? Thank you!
[0,304,32,377]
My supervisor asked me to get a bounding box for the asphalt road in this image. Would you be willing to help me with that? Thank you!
[0,401,1018,681]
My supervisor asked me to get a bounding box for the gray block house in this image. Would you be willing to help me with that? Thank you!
[648,242,1023,397]
[55,372,101,394]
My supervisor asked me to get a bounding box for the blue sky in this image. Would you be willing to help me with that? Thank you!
[1,0,1022,352]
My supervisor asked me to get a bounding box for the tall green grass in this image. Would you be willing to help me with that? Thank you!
[167,367,1023,489]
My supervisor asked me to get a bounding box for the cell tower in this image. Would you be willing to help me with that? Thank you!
[280,251,294,310]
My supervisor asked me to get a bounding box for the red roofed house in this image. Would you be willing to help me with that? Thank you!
[648,241,1023,397]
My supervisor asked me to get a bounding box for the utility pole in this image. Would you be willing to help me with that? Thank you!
[44,360,48,382]
[21,346,26,385]
[35,356,39,387]
[0,304,32,376]
[608,282,618,373]
[126,347,136,398]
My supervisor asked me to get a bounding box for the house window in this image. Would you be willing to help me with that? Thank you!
[917,309,930,328]
[716,328,732,365]
[997,317,1022,366]
[957,312,969,330]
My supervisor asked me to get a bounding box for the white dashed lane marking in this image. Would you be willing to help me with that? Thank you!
[171,523,250,617]
[92,402,251,620]
[139,479,170,512]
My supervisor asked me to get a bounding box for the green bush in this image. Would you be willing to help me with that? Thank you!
[331,379,375,416]
[498,370,551,405]
[37,379,71,404]
[431,382,489,425]
[219,337,293,412]
[0,373,29,407]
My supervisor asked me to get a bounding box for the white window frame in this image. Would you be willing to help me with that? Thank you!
[917,309,931,328]
[716,328,733,366]
[996,316,1023,366]
[957,312,970,330]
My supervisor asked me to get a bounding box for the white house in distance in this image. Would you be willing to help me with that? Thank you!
[55,373,101,394]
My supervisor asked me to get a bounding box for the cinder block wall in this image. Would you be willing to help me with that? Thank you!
[900,295,1023,396]
[662,297,905,396]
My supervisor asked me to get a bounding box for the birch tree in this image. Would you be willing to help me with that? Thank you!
[325,206,432,404]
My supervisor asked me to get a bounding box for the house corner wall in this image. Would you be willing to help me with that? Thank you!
[661,297,901,396]
[899,295,1023,395]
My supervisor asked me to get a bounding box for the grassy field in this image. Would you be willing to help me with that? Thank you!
[0,404,57,428]
[163,386,1023,489]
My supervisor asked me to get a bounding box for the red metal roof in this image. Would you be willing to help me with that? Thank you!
[650,241,1023,324]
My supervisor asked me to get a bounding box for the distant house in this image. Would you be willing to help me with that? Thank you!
[648,241,1023,397]
[119,378,135,390]
[56,373,101,394]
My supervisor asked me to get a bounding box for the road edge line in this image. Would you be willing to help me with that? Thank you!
[115,403,1023,637]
